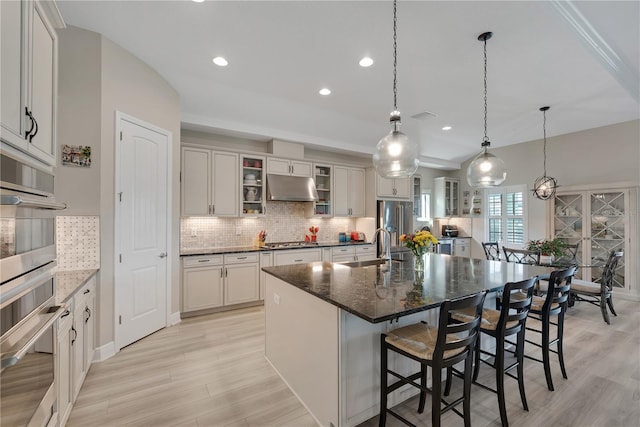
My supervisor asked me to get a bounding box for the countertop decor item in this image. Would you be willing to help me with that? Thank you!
[532,106,559,200]
[308,226,319,242]
[467,31,507,188]
[372,0,419,179]
[399,229,438,271]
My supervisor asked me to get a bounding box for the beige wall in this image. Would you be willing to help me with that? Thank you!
[56,26,181,352]
[452,119,640,257]
[55,27,101,215]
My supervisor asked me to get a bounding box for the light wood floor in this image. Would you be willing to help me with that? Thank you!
[68,298,640,427]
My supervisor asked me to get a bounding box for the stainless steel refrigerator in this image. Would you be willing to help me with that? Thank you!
[377,200,414,257]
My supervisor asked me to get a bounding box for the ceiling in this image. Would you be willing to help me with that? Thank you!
[56,1,640,169]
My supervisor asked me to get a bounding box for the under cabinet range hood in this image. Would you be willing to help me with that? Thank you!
[266,174,319,202]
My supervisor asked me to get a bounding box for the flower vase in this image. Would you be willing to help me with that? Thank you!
[414,254,425,272]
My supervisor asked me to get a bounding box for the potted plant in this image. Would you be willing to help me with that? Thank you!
[526,238,567,259]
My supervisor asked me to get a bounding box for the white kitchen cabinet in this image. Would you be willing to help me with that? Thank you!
[312,164,332,216]
[267,157,312,177]
[453,239,470,258]
[224,254,259,305]
[434,177,459,217]
[331,245,376,263]
[182,254,261,313]
[57,305,74,427]
[259,251,273,300]
[334,166,365,217]
[71,276,96,400]
[181,147,238,217]
[241,155,266,216]
[57,274,96,426]
[1,0,60,165]
[376,175,411,200]
[552,187,635,294]
[182,256,224,312]
[274,248,322,266]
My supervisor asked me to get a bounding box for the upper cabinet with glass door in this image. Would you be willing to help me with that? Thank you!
[552,189,631,293]
[241,155,266,216]
[312,164,332,216]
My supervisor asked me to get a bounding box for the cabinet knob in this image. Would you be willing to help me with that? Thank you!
[158,252,168,258]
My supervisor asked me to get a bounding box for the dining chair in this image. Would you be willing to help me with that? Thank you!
[448,278,537,427]
[569,250,623,324]
[554,242,580,267]
[482,242,501,261]
[520,267,576,391]
[379,291,487,427]
[502,247,541,265]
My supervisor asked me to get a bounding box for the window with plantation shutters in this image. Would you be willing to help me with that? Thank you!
[486,185,527,245]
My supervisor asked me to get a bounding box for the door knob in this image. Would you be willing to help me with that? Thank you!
[158,252,167,258]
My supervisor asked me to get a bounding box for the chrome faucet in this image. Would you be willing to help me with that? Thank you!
[372,227,392,261]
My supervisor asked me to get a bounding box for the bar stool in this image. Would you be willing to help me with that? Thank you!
[521,267,575,391]
[448,278,536,427]
[379,291,486,427]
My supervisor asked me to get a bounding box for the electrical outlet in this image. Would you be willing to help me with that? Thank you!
[235,226,241,235]
[273,293,280,305]
[191,228,197,237]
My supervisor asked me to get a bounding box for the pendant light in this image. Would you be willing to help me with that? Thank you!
[466,31,507,188]
[373,0,419,179]
[532,106,558,200]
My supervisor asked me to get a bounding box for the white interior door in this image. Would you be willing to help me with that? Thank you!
[116,114,169,349]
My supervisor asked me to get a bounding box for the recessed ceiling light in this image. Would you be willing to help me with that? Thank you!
[192,0,205,3]
[212,56,228,67]
[359,57,374,67]
[319,88,331,96]
[442,126,452,131]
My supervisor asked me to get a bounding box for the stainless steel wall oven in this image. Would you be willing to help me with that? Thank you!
[1,154,67,427]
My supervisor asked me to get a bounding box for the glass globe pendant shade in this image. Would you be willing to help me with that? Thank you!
[533,175,558,200]
[466,144,507,187]
[373,119,419,178]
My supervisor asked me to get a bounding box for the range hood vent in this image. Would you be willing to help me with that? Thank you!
[266,174,319,202]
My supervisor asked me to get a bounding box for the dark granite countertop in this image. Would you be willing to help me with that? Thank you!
[262,254,552,324]
[181,241,373,256]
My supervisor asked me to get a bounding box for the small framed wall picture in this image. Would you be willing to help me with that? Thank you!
[61,145,92,167]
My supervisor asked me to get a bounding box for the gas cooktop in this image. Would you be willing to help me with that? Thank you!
[263,241,320,249]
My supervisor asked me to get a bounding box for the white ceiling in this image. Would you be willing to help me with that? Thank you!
[56,0,640,169]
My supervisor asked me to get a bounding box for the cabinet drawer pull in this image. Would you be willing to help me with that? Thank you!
[236,256,247,260]
[294,259,303,262]
[84,289,90,294]
[198,259,211,263]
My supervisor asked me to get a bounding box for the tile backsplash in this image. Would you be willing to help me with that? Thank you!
[181,202,358,250]
[56,216,100,270]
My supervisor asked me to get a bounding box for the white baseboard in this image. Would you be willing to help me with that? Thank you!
[168,311,181,326]
[94,341,116,362]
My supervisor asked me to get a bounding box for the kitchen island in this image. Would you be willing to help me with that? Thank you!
[262,254,551,427]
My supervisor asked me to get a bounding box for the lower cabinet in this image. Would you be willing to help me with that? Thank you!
[331,245,377,263]
[273,248,322,266]
[57,307,74,426]
[182,253,260,314]
[57,274,97,427]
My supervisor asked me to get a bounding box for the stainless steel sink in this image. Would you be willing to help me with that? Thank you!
[342,258,404,268]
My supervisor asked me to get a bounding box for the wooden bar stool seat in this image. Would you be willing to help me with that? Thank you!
[379,292,487,427]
